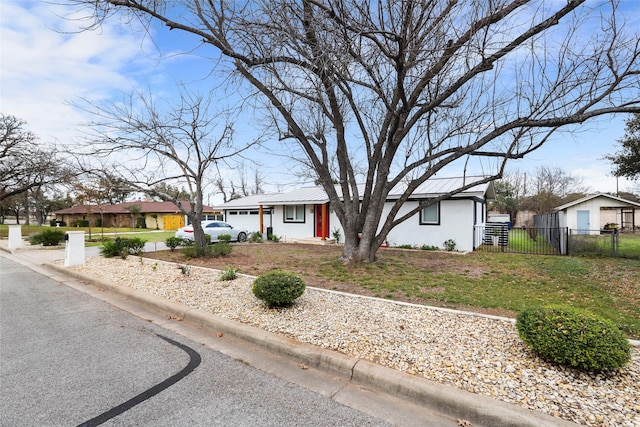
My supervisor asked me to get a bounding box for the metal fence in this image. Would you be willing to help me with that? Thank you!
[569,229,620,258]
[475,224,568,255]
[476,225,640,259]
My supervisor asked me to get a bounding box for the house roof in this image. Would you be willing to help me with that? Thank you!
[54,201,220,215]
[217,194,278,209]
[393,176,495,199]
[554,193,640,211]
[221,176,494,208]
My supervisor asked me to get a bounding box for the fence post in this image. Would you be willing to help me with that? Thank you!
[611,229,619,258]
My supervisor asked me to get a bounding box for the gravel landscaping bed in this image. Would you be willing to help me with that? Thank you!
[73,256,640,426]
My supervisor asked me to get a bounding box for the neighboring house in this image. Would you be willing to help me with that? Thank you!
[53,201,221,230]
[554,193,640,235]
[219,177,495,251]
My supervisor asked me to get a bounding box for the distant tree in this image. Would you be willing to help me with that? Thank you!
[74,90,257,256]
[519,166,587,214]
[606,113,640,180]
[490,180,519,224]
[71,0,640,262]
[0,114,71,205]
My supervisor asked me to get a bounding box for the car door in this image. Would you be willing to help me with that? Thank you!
[205,222,221,241]
[219,222,235,240]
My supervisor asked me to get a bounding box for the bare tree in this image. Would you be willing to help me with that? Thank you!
[71,0,640,262]
[74,90,256,255]
[0,114,70,205]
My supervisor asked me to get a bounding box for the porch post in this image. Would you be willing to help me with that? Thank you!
[322,203,328,240]
[259,205,264,234]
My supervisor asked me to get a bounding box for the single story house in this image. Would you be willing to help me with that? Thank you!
[219,176,496,251]
[53,201,221,230]
[554,193,640,234]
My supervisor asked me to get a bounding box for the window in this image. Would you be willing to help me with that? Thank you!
[420,202,440,225]
[284,205,305,222]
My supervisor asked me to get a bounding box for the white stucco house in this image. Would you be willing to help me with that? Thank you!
[554,193,640,234]
[219,176,496,251]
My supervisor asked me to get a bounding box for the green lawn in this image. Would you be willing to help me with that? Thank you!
[0,224,174,244]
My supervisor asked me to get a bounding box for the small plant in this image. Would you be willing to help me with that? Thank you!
[178,264,191,276]
[28,229,65,246]
[211,242,233,257]
[443,239,456,251]
[248,231,263,243]
[252,271,306,307]
[152,262,158,271]
[332,227,341,243]
[420,244,439,251]
[217,234,232,243]
[219,266,238,281]
[516,305,631,372]
[100,237,147,259]
[268,234,281,243]
[125,237,147,255]
[396,244,414,249]
[165,236,183,251]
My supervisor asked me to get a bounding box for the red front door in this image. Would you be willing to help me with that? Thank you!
[315,204,329,238]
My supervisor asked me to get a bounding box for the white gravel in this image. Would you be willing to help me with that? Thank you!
[73,256,640,426]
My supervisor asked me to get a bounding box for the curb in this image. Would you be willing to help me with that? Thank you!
[44,261,575,427]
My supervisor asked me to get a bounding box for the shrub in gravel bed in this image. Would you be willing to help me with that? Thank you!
[252,271,306,307]
[516,305,631,372]
[165,236,183,251]
[100,237,147,259]
[28,229,65,246]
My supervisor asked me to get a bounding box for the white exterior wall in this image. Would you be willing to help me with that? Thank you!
[270,205,316,240]
[383,199,477,251]
[563,197,633,234]
[225,211,272,234]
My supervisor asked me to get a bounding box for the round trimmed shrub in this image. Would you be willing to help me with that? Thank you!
[252,271,306,307]
[516,305,631,372]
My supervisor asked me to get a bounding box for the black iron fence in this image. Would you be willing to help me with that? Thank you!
[476,225,640,259]
[475,224,568,255]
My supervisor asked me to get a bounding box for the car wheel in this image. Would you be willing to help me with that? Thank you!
[237,232,247,242]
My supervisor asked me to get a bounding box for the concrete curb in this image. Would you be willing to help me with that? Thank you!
[43,261,575,427]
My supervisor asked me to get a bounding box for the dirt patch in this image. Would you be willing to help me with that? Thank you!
[142,243,515,318]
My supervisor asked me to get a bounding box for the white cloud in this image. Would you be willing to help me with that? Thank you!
[0,1,160,144]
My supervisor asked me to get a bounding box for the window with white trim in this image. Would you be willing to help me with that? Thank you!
[420,202,440,225]
[284,205,305,222]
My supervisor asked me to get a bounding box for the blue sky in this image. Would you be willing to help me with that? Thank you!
[1,0,638,203]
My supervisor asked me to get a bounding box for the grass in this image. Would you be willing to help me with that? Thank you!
[0,224,175,246]
[144,243,640,339]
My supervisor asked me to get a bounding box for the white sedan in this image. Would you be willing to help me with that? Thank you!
[175,221,248,243]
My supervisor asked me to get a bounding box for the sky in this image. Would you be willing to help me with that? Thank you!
[1,0,638,204]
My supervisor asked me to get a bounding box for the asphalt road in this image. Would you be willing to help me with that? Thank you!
[0,256,390,426]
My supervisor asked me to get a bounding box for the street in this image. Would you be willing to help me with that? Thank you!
[0,256,390,426]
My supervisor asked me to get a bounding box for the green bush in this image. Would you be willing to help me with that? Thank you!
[71,219,90,227]
[165,236,183,251]
[516,306,631,372]
[396,244,414,249]
[211,242,232,257]
[248,231,263,243]
[219,266,238,281]
[126,237,146,255]
[217,233,232,242]
[100,237,147,259]
[252,271,306,307]
[28,229,65,246]
[181,241,232,258]
[421,244,439,251]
